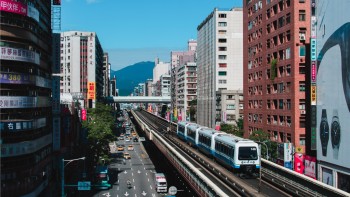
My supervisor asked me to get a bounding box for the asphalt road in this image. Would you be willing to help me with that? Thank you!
[93,138,160,197]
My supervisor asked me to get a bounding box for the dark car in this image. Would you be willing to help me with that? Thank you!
[133,137,138,142]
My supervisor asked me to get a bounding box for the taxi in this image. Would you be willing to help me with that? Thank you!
[117,146,124,151]
[127,145,134,151]
[123,152,131,159]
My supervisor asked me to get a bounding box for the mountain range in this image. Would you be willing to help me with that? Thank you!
[110,61,154,96]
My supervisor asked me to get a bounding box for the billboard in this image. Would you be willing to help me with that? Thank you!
[81,109,87,121]
[294,153,305,174]
[88,82,96,100]
[0,0,27,15]
[316,0,350,169]
[304,155,316,179]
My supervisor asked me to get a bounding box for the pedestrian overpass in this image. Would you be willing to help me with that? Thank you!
[107,96,171,103]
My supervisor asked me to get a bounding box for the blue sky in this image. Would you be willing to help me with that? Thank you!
[61,0,242,71]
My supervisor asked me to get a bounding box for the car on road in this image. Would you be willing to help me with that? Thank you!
[123,152,131,159]
[119,136,124,140]
[125,137,130,142]
[133,137,138,142]
[127,145,134,151]
[139,137,146,141]
[117,146,124,151]
[132,132,137,137]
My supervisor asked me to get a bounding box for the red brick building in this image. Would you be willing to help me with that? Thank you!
[243,0,310,150]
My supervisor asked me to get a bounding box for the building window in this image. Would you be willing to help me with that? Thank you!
[286,99,291,110]
[219,80,227,84]
[218,38,227,43]
[279,99,283,109]
[286,47,291,59]
[218,22,227,27]
[299,135,305,145]
[299,10,306,21]
[299,0,305,3]
[218,71,227,76]
[219,63,227,68]
[218,55,227,60]
[218,30,227,34]
[219,13,227,18]
[299,46,306,56]
[286,13,291,24]
[299,81,306,92]
[227,104,235,110]
[219,47,227,51]
[299,64,306,74]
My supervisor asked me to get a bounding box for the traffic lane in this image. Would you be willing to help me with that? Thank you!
[94,140,159,197]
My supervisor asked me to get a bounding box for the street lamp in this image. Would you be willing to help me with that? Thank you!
[258,144,262,193]
[61,157,85,197]
[257,141,269,160]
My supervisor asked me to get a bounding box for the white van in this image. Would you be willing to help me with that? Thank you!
[154,173,167,193]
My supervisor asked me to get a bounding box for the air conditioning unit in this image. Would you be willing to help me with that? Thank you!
[299,35,306,41]
[300,110,306,114]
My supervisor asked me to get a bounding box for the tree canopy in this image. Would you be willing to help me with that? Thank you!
[82,102,116,164]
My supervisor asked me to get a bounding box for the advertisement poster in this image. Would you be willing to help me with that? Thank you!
[294,153,305,174]
[87,82,95,100]
[81,109,87,121]
[304,155,316,179]
[322,167,333,186]
[316,0,350,169]
[0,0,27,15]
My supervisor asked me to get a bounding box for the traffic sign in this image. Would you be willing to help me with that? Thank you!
[168,186,177,195]
[78,181,91,190]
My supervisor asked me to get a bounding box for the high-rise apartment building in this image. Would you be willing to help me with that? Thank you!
[103,52,111,97]
[176,62,197,121]
[153,58,170,84]
[60,31,104,108]
[170,40,197,120]
[243,0,310,149]
[0,1,53,196]
[197,8,243,128]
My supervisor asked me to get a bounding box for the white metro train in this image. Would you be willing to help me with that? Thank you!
[177,121,260,177]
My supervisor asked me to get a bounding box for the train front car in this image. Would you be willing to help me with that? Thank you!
[235,140,260,178]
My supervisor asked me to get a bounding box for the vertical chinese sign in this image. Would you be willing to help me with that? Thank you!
[88,82,95,100]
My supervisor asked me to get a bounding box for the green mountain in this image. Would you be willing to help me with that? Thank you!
[110,61,154,96]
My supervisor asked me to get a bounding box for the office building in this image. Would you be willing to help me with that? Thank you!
[176,62,197,121]
[60,31,104,108]
[171,40,197,120]
[197,8,243,128]
[0,1,53,196]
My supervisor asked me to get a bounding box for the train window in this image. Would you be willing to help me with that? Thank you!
[238,147,258,160]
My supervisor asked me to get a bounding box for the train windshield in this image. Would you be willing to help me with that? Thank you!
[238,147,258,160]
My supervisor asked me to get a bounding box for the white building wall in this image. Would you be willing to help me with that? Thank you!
[197,8,243,128]
[153,61,169,84]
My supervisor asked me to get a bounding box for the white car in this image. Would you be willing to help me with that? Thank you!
[125,137,130,142]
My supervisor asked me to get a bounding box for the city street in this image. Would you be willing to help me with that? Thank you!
[93,136,160,197]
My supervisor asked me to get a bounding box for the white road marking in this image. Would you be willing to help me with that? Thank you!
[150,185,152,189]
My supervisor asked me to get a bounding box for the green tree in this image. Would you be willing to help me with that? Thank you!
[189,99,197,122]
[220,123,244,137]
[248,130,271,160]
[82,102,116,164]
[237,118,243,130]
